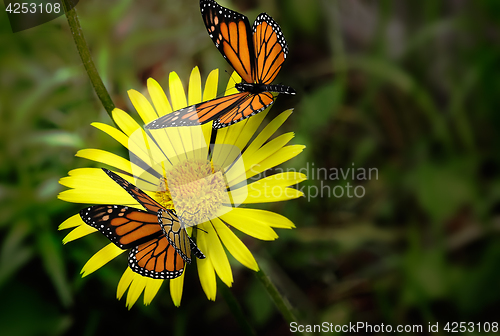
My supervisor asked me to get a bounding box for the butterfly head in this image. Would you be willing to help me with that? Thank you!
[178,208,203,228]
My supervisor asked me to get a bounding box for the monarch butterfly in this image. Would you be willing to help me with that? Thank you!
[79,168,205,279]
[145,0,295,130]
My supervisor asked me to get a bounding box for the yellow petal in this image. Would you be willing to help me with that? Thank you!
[246,172,307,189]
[219,208,278,240]
[246,145,306,180]
[138,128,180,168]
[112,108,141,137]
[227,132,295,186]
[68,168,109,181]
[203,69,219,101]
[230,172,307,203]
[236,186,304,203]
[127,128,170,171]
[58,214,83,230]
[220,101,273,151]
[182,68,207,162]
[200,69,219,144]
[58,188,136,205]
[188,66,202,105]
[214,107,268,165]
[128,89,159,124]
[211,217,259,271]
[170,270,186,307]
[225,71,241,95]
[227,136,298,187]
[229,145,306,186]
[68,167,104,177]
[142,129,187,166]
[143,278,163,305]
[74,150,160,187]
[169,71,187,110]
[147,78,172,116]
[63,168,158,191]
[242,132,295,170]
[190,126,211,161]
[81,243,125,277]
[202,124,213,151]
[233,110,269,151]
[91,122,129,149]
[205,222,233,287]
[117,267,135,300]
[244,109,293,158]
[59,169,159,207]
[219,119,247,150]
[62,224,97,244]
[196,228,217,300]
[211,139,244,172]
[231,208,295,229]
[177,128,197,160]
[126,273,147,309]
[76,149,132,174]
[60,167,128,191]
[59,168,111,189]
[213,128,229,158]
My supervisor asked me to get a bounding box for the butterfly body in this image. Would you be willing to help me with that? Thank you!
[145,0,294,130]
[235,82,295,95]
[79,169,205,279]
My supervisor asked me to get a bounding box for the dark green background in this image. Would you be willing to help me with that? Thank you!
[1,0,500,335]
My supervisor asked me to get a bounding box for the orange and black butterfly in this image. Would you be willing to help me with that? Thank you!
[79,168,205,279]
[145,0,295,130]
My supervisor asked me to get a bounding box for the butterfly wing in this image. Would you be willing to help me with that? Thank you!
[144,90,275,130]
[252,13,288,84]
[128,235,185,279]
[144,92,250,129]
[102,168,163,213]
[159,209,206,263]
[145,2,290,131]
[103,169,205,261]
[213,91,274,129]
[200,0,255,83]
[210,12,288,128]
[80,205,163,249]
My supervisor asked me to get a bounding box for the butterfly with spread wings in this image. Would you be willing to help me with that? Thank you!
[79,168,205,279]
[145,0,295,130]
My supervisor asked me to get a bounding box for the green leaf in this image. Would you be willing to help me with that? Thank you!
[37,230,73,307]
[0,222,34,288]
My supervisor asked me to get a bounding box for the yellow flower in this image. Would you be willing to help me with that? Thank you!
[58,67,306,308]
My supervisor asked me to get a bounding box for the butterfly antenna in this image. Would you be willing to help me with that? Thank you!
[223,70,238,93]
[194,226,208,234]
[178,209,208,234]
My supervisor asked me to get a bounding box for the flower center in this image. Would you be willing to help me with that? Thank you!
[157,159,228,226]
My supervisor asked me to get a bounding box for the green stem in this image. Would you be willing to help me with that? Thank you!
[255,267,303,332]
[219,282,257,336]
[62,0,116,121]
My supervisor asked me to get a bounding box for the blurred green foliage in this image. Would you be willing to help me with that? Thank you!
[1,0,500,335]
